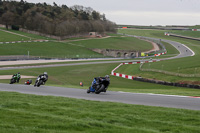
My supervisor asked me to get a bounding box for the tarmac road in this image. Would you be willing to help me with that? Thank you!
[0,37,197,110]
[0,83,200,110]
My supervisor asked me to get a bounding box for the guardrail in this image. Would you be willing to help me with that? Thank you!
[0,40,49,44]
[165,32,200,41]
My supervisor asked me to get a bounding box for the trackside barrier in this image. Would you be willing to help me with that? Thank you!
[164,32,200,41]
[0,40,49,44]
[111,60,200,89]
[192,29,200,31]
[154,52,167,57]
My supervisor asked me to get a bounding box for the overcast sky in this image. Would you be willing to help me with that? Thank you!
[18,0,200,26]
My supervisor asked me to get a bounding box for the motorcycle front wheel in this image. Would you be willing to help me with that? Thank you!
[95,84,105,94]
[10,79,15,84]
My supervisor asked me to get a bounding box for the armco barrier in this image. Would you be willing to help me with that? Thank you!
[0,40,49,44]
[111,60,200,89]
[164,32,200,41]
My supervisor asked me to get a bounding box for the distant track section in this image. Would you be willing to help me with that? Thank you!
[111,35,196,88]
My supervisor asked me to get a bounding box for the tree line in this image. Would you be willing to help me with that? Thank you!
[0,0,116,36]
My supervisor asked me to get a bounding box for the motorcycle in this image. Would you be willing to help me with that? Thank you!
[87,77,110,94]
[10,75,18,84]
[34,77,44,87]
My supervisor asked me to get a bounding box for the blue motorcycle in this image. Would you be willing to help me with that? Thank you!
[87,77,110,94]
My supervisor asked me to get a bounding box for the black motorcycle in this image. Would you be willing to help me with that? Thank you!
[87,77,110,94]
[34,77,44,87]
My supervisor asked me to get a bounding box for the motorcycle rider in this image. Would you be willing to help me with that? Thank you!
[36,72,48,85]
[94,75,110,92]
[100,75,110,92]
[88,75,110,94]
[12,72,21,83]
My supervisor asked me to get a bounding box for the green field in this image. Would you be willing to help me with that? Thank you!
[0,32,153,58]
[0,91,199,133]
[0,30,30,42]
[70,36,153,51]
[0,27,54,41]
[0,41,104,58]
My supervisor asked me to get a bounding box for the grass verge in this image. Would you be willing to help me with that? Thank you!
[0,91,200,133]
[0,29,30,42]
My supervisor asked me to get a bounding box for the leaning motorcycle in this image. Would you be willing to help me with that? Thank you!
[34,77,44,87]
[87,78,109,94]
[10,75,18,84]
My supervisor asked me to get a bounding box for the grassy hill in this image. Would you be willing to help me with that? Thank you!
[0,29,31,42]
[0,41,104,58]
[0,29,154,58]
[0,28,55,41]
[69,36,153,51]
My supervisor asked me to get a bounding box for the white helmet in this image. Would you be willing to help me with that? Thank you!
[44,72,47,75]
[105,75,109,78]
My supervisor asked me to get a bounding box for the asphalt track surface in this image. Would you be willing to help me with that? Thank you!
[0,37,198,110]
[0,83,200,110]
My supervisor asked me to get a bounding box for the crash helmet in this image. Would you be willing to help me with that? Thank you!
[18,72,20,74]
[44,72,48,75]
[105,75,109,78]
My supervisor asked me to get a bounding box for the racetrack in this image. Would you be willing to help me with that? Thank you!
[0,37,197,110]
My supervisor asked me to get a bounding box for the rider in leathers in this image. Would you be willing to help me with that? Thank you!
[36,72,48,85]
[96,75,110,92]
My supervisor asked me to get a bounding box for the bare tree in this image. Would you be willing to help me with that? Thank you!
[1,11,15,30]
